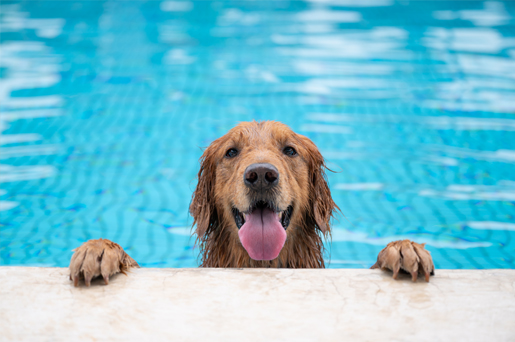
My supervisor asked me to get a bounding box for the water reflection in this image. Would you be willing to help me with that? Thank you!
[433,1,511,26]
[0,5,64,221]
[1,0,515,269]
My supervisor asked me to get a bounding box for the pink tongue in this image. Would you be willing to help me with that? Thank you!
[238,208,287,261]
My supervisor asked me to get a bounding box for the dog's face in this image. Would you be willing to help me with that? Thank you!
[190,121,336,262]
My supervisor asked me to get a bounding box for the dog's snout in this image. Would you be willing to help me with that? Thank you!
[244,163,279,191]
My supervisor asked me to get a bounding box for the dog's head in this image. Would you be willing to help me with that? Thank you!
[190,121,337,262]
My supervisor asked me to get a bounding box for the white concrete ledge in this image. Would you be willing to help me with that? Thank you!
[1,267,514,341]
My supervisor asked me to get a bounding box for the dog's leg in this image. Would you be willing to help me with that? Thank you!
[69,238,139,287]
[371,240,434,282]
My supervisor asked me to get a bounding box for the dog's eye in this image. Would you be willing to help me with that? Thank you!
[225,148,239,158]
[283,146,297,156]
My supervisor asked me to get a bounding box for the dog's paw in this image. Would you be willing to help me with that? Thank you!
[371,240,435,282]
[69,238,139,287]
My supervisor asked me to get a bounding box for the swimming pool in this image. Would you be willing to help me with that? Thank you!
[1,0,514,269]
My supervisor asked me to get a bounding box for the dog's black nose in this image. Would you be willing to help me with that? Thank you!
[244,163,279,191]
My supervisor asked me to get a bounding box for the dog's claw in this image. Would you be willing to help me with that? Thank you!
[84,272,93,287]
[392,269,399,280]
[371,240,435,282]
[69,238,139,287]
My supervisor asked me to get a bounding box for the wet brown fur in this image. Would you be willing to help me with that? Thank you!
[189,121,339,268]
[69,238,139,287]
[371,240,435,282]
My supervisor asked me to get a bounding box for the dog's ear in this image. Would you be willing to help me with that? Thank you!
[190,138,224,239]
[298,135,339,236]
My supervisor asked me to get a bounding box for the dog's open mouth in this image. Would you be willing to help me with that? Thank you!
[233,201,293,261]
[232,201,293,230]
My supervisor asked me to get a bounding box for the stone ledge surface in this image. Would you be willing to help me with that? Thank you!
[0,267,514,341]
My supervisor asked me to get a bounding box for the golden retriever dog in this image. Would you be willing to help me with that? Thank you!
[69,121,434,286]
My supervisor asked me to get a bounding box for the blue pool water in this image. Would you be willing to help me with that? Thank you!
[1,1,515,269]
